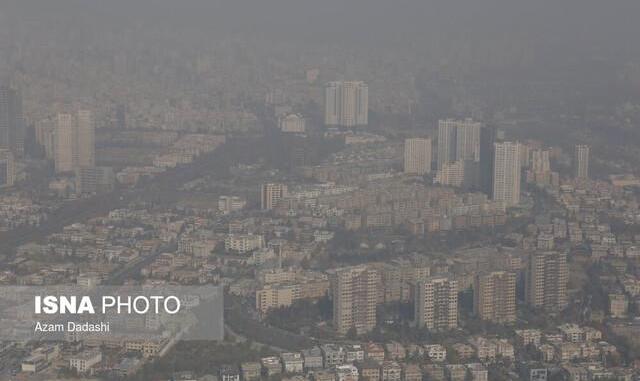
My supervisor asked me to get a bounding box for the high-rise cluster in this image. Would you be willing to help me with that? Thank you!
[437,118,481,170]
[435,118,490,190]
[325,81,368,127]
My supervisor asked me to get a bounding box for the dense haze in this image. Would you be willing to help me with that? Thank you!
[3,1,640,380]
[3,0,640,62]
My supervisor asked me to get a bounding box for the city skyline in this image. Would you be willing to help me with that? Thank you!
[0,1,638,379]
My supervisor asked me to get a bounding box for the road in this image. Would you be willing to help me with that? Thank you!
[105,242,177,285]
[0,136,266,258]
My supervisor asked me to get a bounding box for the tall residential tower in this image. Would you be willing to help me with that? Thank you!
[75,110,95,168]
[474,271,516,324]
[414,276,458,330]
[325,81,368,127]
[492,141,522,207]
[404,138,432,175]
[0,86,24,157]
[54,110,96,173]
[55,113,75,173]
[437,118,481,170]
[574,144,590,179]
[525,252,568,312]
[332,265,379,335]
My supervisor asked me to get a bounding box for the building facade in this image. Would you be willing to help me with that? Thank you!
[332,265,379,335]
[0,149,15,187]
[261,183,288,210]
[574,144,590,179]
[325,81,368,127]
[437,118,481,170]
[414,276,458,330]
[525,252,568,312]
[55,110,96,173]
[474,271,516,324]
[0,86,24,157]
[404,138,432,175]
[493,141,521,207]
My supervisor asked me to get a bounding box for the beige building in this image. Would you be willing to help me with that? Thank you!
[75,110,95,168]
[218,195,247,214]
[261,183,288,210]
[255,272,330,315]
[256,283,300,314]
[224,234,264,253]
[332,265,379,335]
[404,138,432,175]
[609,294,628,318]
[279,114,306,133]
[473,271,516,324]
[372,261,431,303]
[414,276,458,330]
[525,252,568,312]
[69,351,102,374]
[55,113,75,173]
[435,160,465,187]
[531,149,551,174]
[55,110,95,173]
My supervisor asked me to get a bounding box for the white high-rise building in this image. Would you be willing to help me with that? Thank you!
[324,81,368,127]
[574,145,589,179]
[75,110,95,168]
[404,138,432,175]
[493,141,521,207]
[55,113,75,173]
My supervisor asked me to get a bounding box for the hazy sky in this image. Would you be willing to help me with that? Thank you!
[3,0,639,49]
[1,0,640,77]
